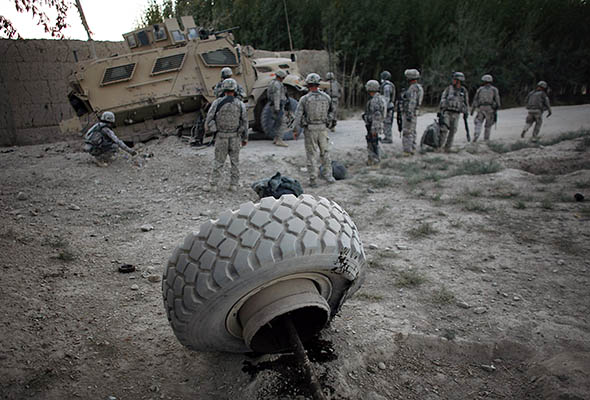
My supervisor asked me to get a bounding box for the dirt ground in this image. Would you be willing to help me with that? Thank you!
[1,105,589,400]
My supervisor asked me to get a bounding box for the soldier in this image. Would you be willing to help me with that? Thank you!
[380,70,396,143]
[400,69,424,156]
[439,72,469,152]
[325,72,342,132]
[363,80,386,165]
[83,111,137,167]
[521,81,552,141]
[292,73,335,187]
[267,69,289,147]
[471,74,501,142]
[205,78,248,192]
[213,67,246,99]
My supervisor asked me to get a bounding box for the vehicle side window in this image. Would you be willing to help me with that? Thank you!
[153,24,167,41]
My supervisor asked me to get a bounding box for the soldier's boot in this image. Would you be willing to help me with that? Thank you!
[273,136,288,147]
[94,159,109,168]
[521,130,526,138]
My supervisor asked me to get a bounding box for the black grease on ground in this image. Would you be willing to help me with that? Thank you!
[242,336,339,399]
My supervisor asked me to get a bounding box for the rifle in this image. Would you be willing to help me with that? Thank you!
[493,107,498,129]
[463,113,471,142]
[395,100,403,135]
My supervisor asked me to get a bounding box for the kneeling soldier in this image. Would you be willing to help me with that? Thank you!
[83,111,136,166]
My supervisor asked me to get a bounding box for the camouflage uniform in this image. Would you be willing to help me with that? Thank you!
[84,122,135,163]
[325,78,342,129]
[205,95,248,189]
[267,77,288,140]
[364,93,386,165]
[380,80,396,143]
[472,84,500,141]
[401,83,424,154]
[522,89,551,140]
[213,80,246,99]
[293,90,334,185]
[439,85,469,151]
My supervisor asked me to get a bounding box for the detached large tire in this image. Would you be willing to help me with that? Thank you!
[162,194,366,353]
[260,98,299,140]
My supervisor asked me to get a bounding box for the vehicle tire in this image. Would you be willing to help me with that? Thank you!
[162,194,366,353]
[260,98,299,140]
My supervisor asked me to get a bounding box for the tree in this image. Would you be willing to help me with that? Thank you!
[1,0,70,39]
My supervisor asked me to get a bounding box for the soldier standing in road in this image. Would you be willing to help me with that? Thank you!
[439,72,469,152]
[213,67,246,99]
[83,111,137,167]
[471,74,501,142]
[363,80,386,165]
[400,69,424,156]
[325,72,342,132]
[521,81,552,141]
[267,69,289,147]
[292,73,335,187]
[205,78,248,192]
[380,71,396,143]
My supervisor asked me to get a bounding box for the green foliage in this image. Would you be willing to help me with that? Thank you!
[450,160,502,176]
[430,286,456,305]
[407,222,438,239]
[514,200,527,209]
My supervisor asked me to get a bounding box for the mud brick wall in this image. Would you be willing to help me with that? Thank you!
[0,40,328,147]
[0,39,127,146]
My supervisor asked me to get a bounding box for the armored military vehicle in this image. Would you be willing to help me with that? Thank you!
[67,16,306,144]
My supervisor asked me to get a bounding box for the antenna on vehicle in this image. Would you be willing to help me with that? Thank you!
[282,0,294,53]
[74,0,97,59]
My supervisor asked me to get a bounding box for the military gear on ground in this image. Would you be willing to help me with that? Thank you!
[320,160,347,180]
[100,111,115,124]
[275,70,287,79]
[365,80,380,92]
[251,172,304,199]
[305,73,321,86]
[221,67,233,79]
[404,69,420,80]
[481,74,493,83]
[380,71,391,81]
[453,72,465,82]
[326,72,335,80]
[222,78,238,92]
[537,81,548,89]
[420,117,442,149]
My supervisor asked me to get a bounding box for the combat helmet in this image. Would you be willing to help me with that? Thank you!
[537,80,548,89]
[453,72,465,82]
[305,73,321,86]
[221,67,233,79]
[481,74,493,83]
[365,80,380,92]
[404,69,420,80]
[222,78,237,92]
[326,72,335,80]
[275,70,287,79]
[380,71,391,81]
[100,111,115,124]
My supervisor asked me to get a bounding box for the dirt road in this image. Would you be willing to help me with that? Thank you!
[1,105,589,399]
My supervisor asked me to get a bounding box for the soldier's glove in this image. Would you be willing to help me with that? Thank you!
[241,140,248,147]
[470,109,475,116]
[547,111,552,118]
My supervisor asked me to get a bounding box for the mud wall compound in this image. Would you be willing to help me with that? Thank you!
[0,39,329,147]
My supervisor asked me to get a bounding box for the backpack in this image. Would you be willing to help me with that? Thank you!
[251,172,304,199]
[421,119,441,149]
[84,122,107,147]
[319,160,348,180]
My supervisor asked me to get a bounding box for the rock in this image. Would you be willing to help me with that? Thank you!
[368,243,379,250]
[513,296,521,301]
[141,224,154,232]
[68,204,81,211]
[557,259,565,266]
[147,275,161,283]
[480,364,496,372]
[396,244,409,251]
[456,301,471,309]
[378,362,387,370]
[130,284,139,291]
[366,391,388,400]
[367,188,375,193]
[16,192,28,201]
[473,307,487,314]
